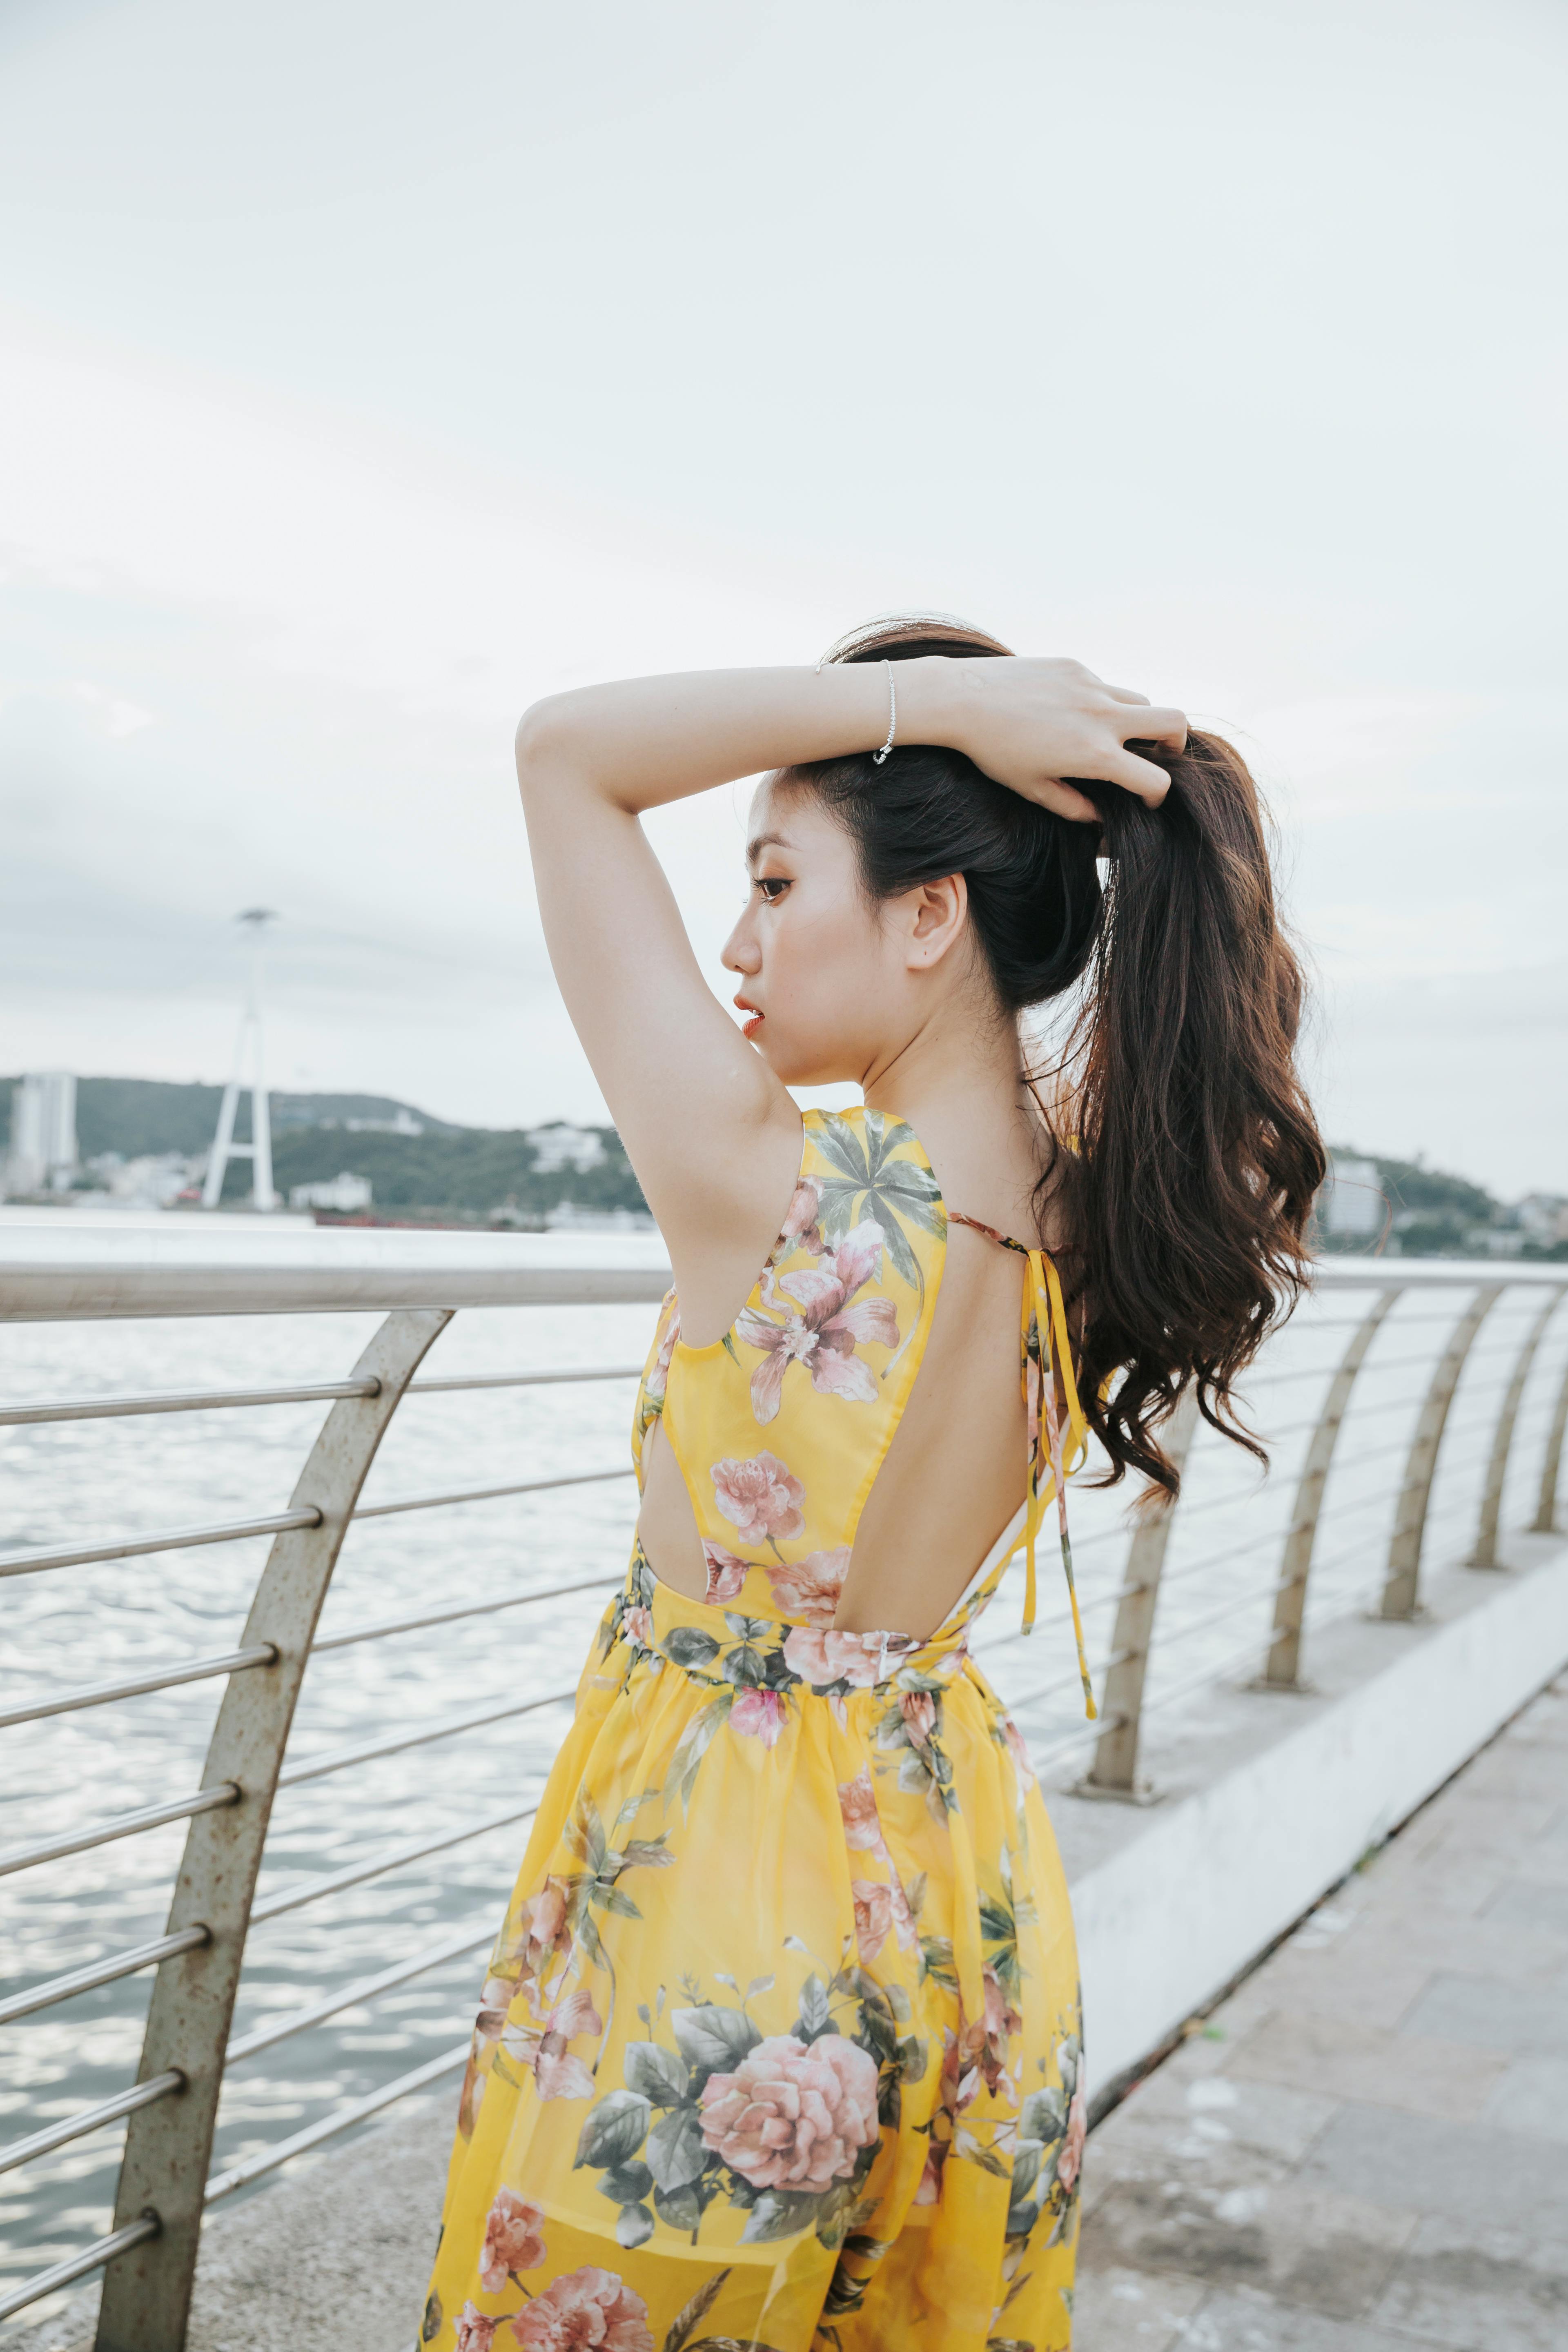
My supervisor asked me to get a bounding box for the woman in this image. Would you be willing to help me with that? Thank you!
[423,616,1323,2351]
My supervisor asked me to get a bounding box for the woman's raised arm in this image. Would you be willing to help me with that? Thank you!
[513,657,1184,1290]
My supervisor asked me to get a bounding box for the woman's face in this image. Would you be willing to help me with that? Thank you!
[719,777,971,1086]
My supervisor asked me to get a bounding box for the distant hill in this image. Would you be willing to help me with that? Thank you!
[0,1077,464,1160]
[252,1122,646,1220]
[0,1074,647,1223]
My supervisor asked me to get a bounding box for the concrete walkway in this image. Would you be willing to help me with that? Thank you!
[1074,1670,1568,2352]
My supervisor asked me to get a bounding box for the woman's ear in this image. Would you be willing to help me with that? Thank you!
[904,872,969,971]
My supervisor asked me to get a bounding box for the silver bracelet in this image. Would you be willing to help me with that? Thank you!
[872,658,896,765]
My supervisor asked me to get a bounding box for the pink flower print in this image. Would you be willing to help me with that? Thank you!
[480,1880,568,2019]
[851,1878,894,1961]
[976,1963,1022,2098]
[765,1546,849,1625]
[702,1540,749,1604]
[837,1764,886,1852]
[1058,2080,1088,2193]
[456,2306,498,2352]
[729,1687,787,1746]
[641,1300,679,1409]
[623,1602,655,1650]
[698,2033,880,2192]
[900,1690,937,1744]
[711,1452,806,1546]
[500,1983,603,2101]
[479,2187,547,2290]
[1002,1715,1037,1786]
[783,1625,882,1690]
[775,1175,825,1256]
[509,2265,653,2352]
[736,1220,900,1424]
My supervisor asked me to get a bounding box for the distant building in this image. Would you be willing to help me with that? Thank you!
[1318,1154,1385,1238]
[530,1123,607,1174]
[6,1072,78,1194]
[290,1172,374,1214]
[343,1108,424,1136]
[1516,1194,1568,1244]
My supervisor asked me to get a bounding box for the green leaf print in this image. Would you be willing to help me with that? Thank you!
[646,2104,708,2192]
[811,1109,946,1326]
[664,1626,722,1670]
[740,2189,820,2245]
[624,2040,690,2107]
[795,1972,833,2041]
[654,2180,704,2232]
[663,1692,734,1817]
[573,2087,652,2170]
[599,2159,654,2202]
[616,2200,655,2249]
[671,2003,762,2075]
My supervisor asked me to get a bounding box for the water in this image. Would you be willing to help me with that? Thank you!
[2,1281,1562,2321]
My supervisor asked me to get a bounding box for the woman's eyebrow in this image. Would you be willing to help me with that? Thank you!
[746,830,793,866]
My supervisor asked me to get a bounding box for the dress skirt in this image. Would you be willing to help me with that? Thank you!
[421,1548,1085,2351]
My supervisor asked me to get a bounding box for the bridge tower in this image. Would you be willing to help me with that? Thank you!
[202,909,280,1212]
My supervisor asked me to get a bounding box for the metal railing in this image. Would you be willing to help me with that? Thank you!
[1,1222,1565,2341]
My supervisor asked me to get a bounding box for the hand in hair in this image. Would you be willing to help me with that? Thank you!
[920,655,1187,825]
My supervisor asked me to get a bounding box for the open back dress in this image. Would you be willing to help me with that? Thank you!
[423,1108,1090,2352]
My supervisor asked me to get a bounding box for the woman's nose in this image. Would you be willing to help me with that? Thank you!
[722,916,760,976]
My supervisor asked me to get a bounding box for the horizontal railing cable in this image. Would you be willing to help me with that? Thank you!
[227,1921,492,2063]
[0,1362,643,1427]
[0,1506,321,1580]
[0,1927,211,2028]
[0,1644,277,1731]
[350,1463,634,1521]
[407,1365,642,1395]
[0,1783,240,1881]
[312,1571,620,1653]
[0,2215,161,2325]
[0,1463,634,1579]
[275,1689,575,1791]
[249,1801,539,1924]
[0,2068,184,2178]
[205,2042,470,2203]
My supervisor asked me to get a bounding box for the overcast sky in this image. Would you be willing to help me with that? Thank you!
[1,0,1563,1194]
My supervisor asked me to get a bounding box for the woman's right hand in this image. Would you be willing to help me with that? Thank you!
[911,655,1187,824]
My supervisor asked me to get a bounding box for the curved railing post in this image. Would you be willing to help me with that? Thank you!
[95,1306,454,2352]
[1378,1285,1502,1620]
[1530,1335,1568,1535]
[1080,1387,1200,1800]
[1470,1285,1566,1568]
[1260,1286,1402,1689]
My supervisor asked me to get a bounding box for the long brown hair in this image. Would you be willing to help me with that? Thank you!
[801,623,1325,1495]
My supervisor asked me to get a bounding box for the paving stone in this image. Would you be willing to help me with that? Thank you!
[1223,2008,1507,2120]
[1298,2103,1568,2236]
[1451,1744,1568,1804]
[1372,2213,1568,2352]
[1110,2065,1339,2166]
[1479,2051,1568,2143]
[1400,1969,1568,2056]
[1329,1907,1567,1985]
[1230,1946,1434,2033]
[1180,2285,1450,2350]
[1484,1876,1568,1936]
[1069,2261,1207,2349]
[1083,2173,1416,2321]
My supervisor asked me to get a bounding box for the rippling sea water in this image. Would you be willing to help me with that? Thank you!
[2,1278,1562,2322]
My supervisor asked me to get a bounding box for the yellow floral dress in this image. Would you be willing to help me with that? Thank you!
[423,1109,1089,2352]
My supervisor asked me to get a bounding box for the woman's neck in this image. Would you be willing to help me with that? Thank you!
[861,1000,1050,1240]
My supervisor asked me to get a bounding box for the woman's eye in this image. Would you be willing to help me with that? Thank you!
[757,877,790,903]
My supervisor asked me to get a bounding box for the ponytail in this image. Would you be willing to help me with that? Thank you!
[1056,735,1323,1492]
[796,628,1325,1497]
